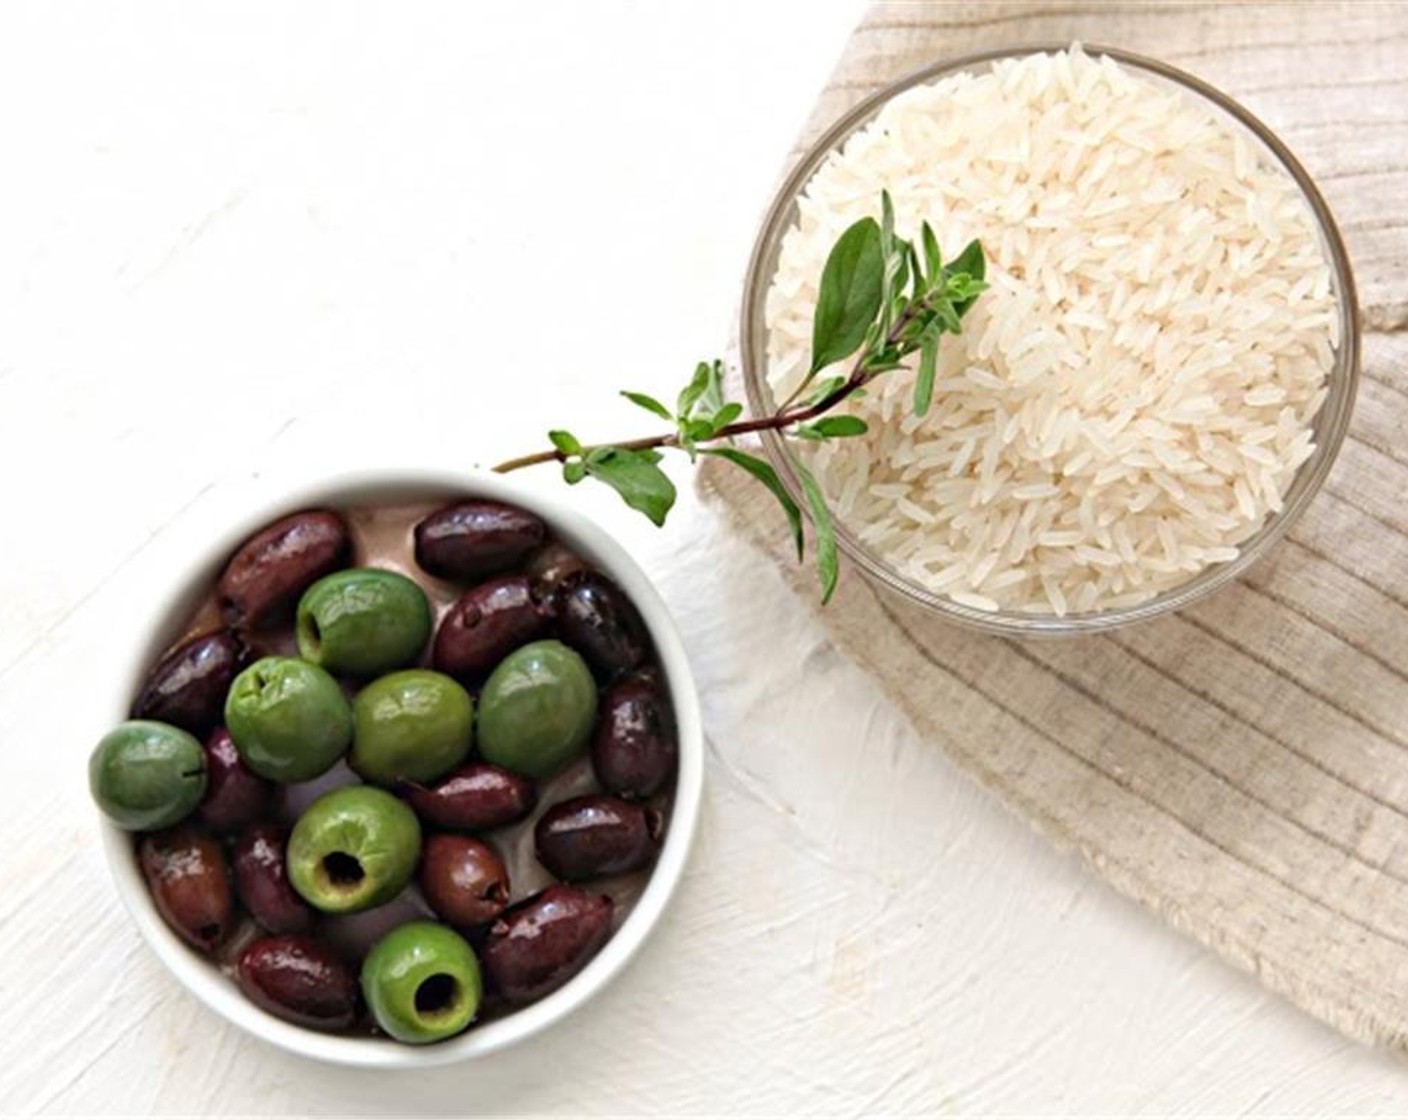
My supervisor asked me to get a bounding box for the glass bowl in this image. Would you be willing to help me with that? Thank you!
[740,43,1360,637]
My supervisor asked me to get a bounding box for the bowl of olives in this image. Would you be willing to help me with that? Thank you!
[90,471,702,1067]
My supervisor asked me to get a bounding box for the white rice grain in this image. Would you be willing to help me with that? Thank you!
[764,46,1336,615]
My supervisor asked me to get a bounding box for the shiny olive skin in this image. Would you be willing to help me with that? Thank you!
[197,727,273,832]
[432,576,551,680]
[477,641,598,779]
[296,568,432,677]
[90,721,206,831]
[237,936,358,1030]
[287,786,422,914]
[554,571,649,678]
[139,826,233,952]
[400,762,537,832]
[534,796,662,882]
[225,657,353,783]
[420,835,510,927]
[131,630,244,735]
[413,501,546,583]
[592,676,678,799]
[481,886,613,1004]
[350,670,474,787]
[361,921,482,1043]
[233,826,313,934]
[218,510,350,629]
[523,542,591,597]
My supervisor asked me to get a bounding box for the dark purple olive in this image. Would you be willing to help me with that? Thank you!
[400,762,537,832]
[555,570,649,678]
[420,834,510,927]
[414,501,546,583]
[131,631,244,736]
[534,796,662,882]
[218,510,350,629]
[237,935,358,1030]
[524,542,591,597]
[481,886,614,1004]
[233,825,313,935]
[139,826,233,953]
[197,727,273,831]
[592,676,678,799]
[432,576,551,680]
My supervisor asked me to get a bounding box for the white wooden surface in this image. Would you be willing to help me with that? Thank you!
[3,2,1408,1114]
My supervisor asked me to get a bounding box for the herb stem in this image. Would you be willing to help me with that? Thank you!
[493,301,926,475]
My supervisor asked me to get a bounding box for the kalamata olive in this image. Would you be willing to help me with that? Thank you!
[420,835,510,927]
[481,886,614,1004]
[237,935,358,1030]
[131,630,244,736]
[413,501,546,583]
[400,763,537,832]
[555,571,649,678]
[524,542,591,597]
[218,510,350,629]
[198,727,273,831]
[139,826,234,953]
[432,576,552,680]
[233,825,313,934]
[534,796,662,881]
[592,676,678,799]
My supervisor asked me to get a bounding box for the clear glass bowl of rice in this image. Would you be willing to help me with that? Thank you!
[740,43,1359,636]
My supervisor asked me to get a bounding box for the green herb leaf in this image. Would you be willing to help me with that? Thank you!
[677,362,712,418]
[948,238,985,282]
[582,447,677,527]
[700,360,726,416]
[795,462,840,604]
[807,375,848,405]
[620,391,672,421]
[562,460,586,484]
[907,241,925,300]
[549,430,582,456]
[808,415,869,438]
[704,448,805,560]
[682,417,717,443]
[809,216,884,375]
[922,221,942,281]
[710,401,744,432]
[913,323,942,416]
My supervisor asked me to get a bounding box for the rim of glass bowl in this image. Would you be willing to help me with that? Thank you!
[740,42,1360,637]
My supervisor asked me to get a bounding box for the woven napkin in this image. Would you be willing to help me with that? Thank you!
[699,0,1408,1048]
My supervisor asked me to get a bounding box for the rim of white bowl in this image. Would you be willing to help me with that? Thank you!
[99,469,704,1068]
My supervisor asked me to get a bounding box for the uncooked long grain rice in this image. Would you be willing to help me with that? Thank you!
[765,46,1337,616]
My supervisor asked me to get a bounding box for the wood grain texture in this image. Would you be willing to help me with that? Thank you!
[701,0,1408,1052]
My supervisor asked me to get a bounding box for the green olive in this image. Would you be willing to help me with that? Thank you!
[225,657,352,783]
[477,640,597,779]
[296,568,432,678]
[89,720,206,830]
[350,670,473,787]
[361,921,481,1043]
[287,786,421,914]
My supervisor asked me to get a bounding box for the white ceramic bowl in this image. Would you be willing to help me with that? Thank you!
[99,470,703,1068]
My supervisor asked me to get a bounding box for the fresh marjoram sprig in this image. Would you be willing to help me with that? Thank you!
[494,192,988,604]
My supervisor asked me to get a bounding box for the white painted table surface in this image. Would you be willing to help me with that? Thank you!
[4,2,1408,1115]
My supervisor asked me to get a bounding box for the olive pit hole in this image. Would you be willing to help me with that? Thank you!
[301,614,322,654]
[414,973,459,1016]
[323,852,364,887]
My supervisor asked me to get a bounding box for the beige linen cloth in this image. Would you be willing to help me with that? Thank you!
[699,1,1408,1047]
